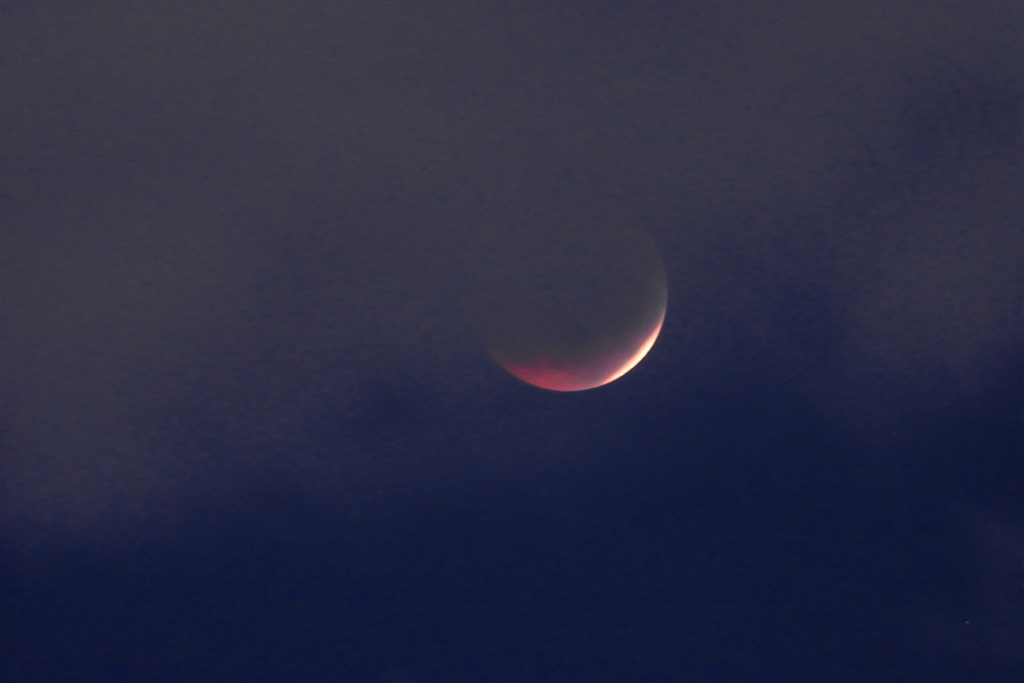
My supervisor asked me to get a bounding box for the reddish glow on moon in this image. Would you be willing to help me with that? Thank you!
[494,305,666,392]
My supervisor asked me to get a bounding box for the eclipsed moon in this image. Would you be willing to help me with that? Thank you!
[474,225,667,392]
[494,305,665,391]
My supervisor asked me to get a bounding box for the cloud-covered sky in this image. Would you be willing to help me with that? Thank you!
[1,1,1019,680]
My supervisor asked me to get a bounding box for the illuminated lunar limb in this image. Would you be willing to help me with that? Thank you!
[476,225,668,392]
[494,304,665,391]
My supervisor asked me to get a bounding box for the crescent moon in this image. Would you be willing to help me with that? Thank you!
[494,304,666,392]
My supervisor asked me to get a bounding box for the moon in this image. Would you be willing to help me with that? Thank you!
[474,225,668,392]
[493,305,666,391]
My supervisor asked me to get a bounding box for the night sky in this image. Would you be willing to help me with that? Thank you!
[1,2,1021,681]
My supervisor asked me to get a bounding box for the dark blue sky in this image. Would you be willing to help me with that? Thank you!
[1,1,1020,681]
